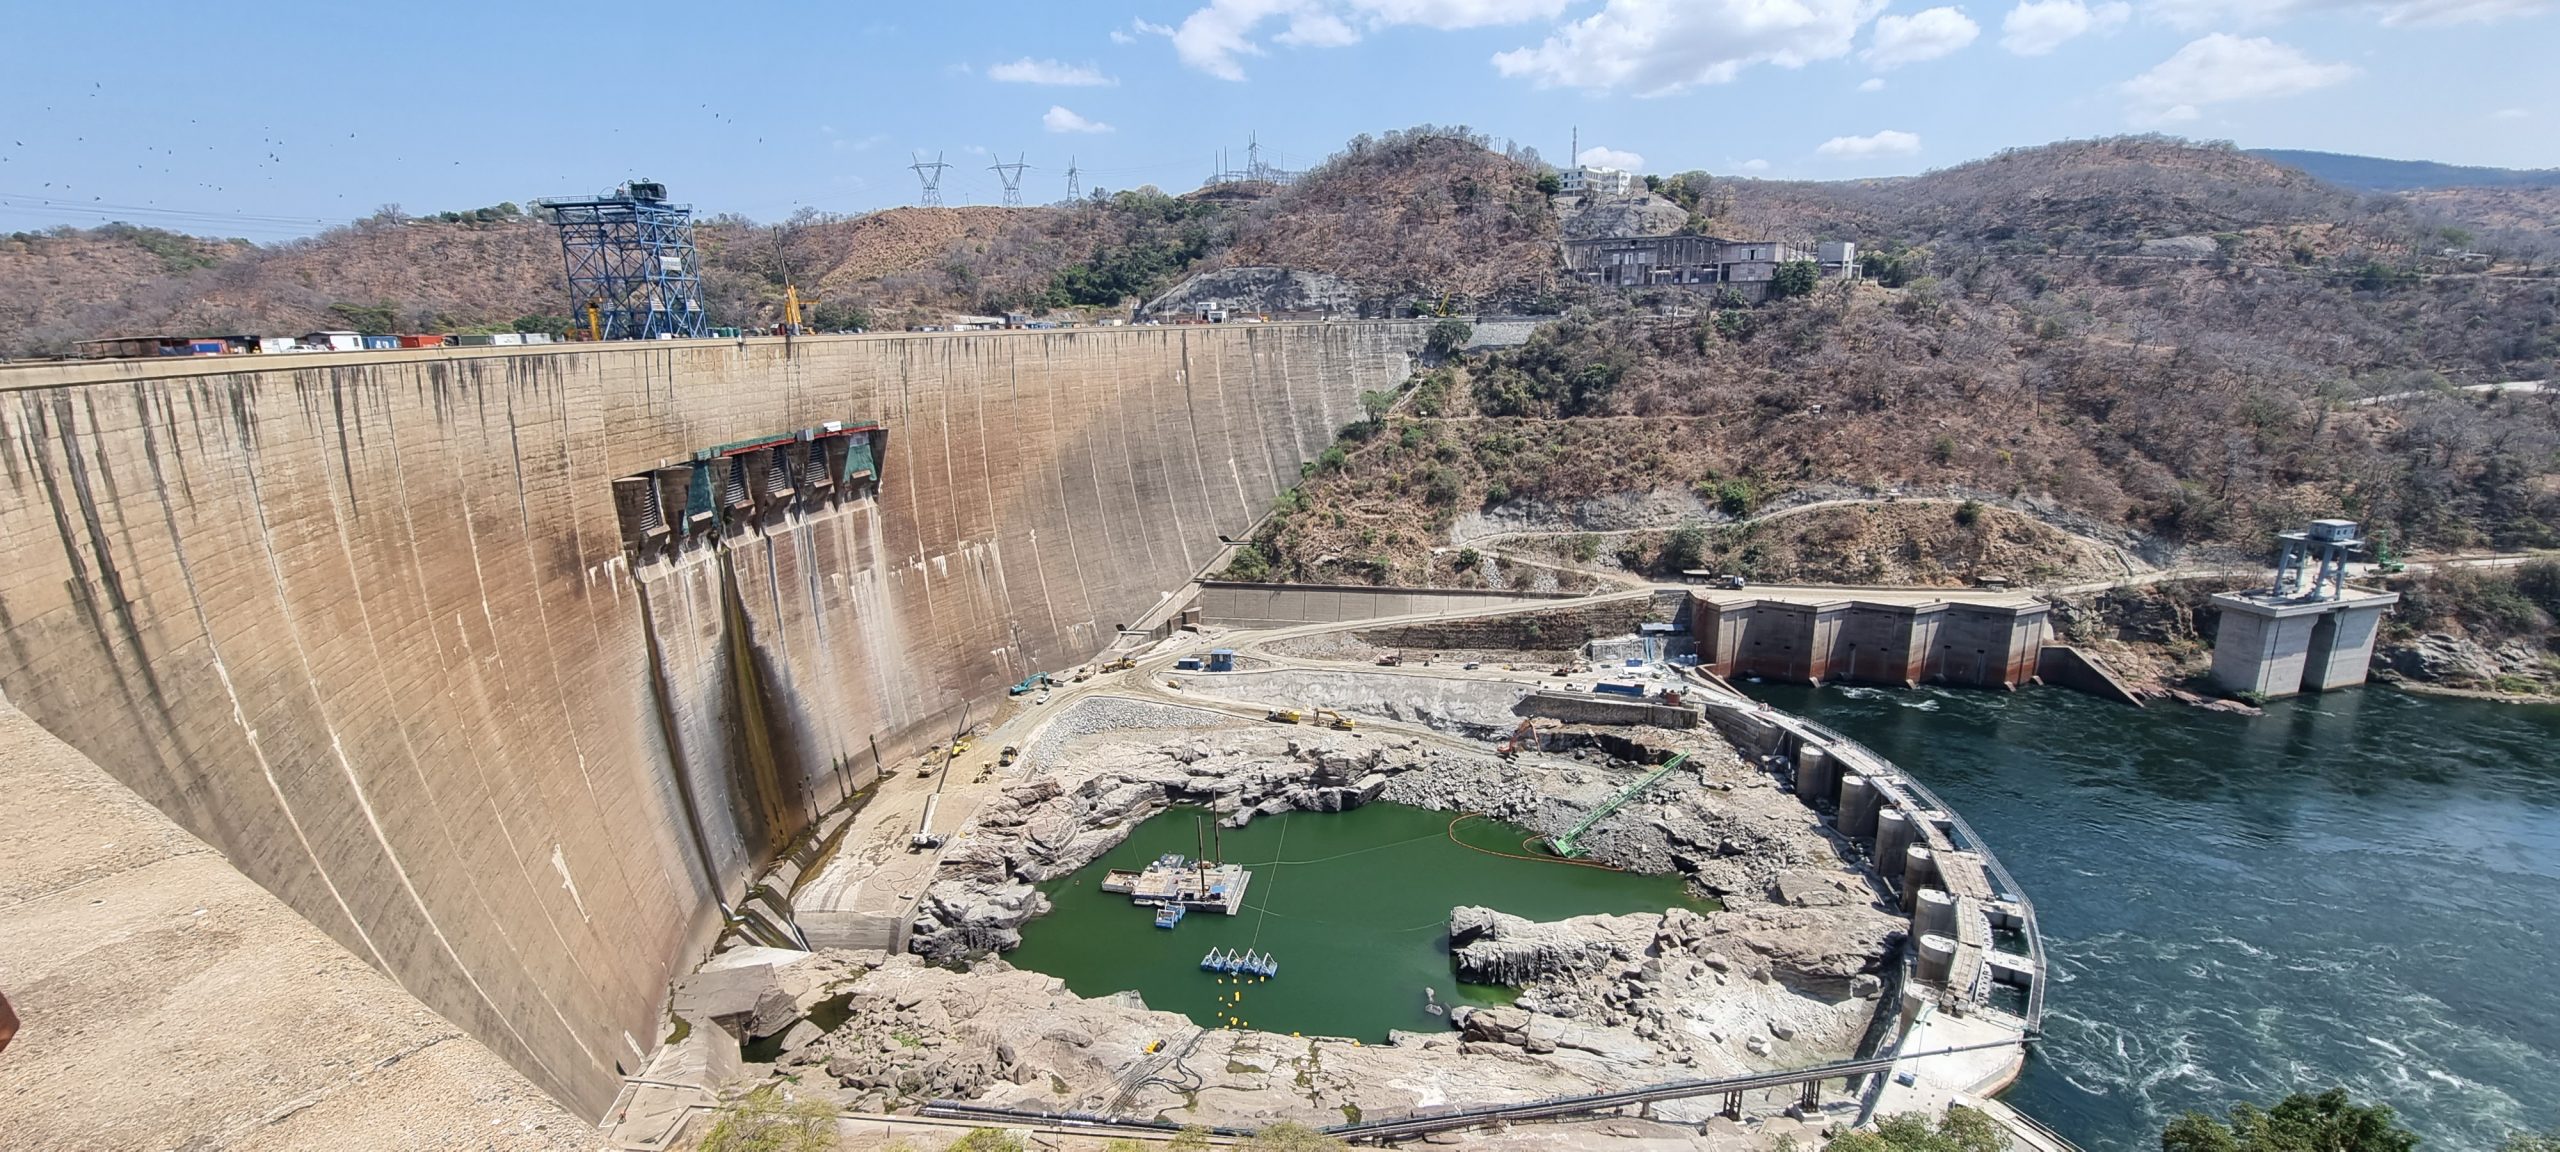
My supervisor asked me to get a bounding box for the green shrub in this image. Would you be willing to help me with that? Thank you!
[697,1086,837,1152]
[1954,499,1984,527]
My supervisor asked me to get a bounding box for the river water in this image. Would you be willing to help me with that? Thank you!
[1743,682,2560,1151]
[1006,802,1709,1042]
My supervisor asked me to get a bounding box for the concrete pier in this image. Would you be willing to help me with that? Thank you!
[1876,807,1918,876]
[1838,773,1883,840]
[2210,590,2398,697]
[1795,742,1839,806]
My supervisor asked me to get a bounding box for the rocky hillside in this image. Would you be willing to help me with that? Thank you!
[1215,126,1562,309]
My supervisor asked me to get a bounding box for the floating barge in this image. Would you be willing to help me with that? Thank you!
[1099,852,1252,918]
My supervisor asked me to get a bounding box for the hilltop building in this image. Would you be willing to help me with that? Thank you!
[1563,236,1862,299]
[1560,165,1635,196]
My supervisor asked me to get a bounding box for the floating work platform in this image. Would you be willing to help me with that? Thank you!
[1099,853,1251,917]
[1155,905,1187,928]
[1201,948,1278,978]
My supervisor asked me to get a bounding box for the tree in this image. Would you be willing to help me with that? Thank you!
[324,301,399,334]
[2501,1129,2560,1152]
[1770,260,1821,300]
[697,1086,837,1152]
[1426,317,1475,358]
[810,302,871,332]
[1535,170,1563,197]
[1662,523,1709,571]
[1359,388,1398,423]
[2159,1089,2417,1152]
[1826,1106,2008,1152]
[1241,1123,1346,1151]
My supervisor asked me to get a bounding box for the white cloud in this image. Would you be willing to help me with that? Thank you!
[1739,158,1772,172]
[2122,34,2354,125]
[1493,0,1888,95]
[1577,145,1646,170]
[989,58,1118,85]
[1859,76,1887,90]
[1277,11,1362,43]
[1162,0,1569,80]
[1110,28,1136,43]
[1042,106,1115,133]
[2492,106,2530,119]
[1816,129,1922,157]
[2143,0,2545,28]
[1999,0,2127,53]
[1862,6,1980,68]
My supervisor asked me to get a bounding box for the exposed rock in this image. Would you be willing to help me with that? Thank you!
[2385,632,2504,685]
[1448,906,1644,985]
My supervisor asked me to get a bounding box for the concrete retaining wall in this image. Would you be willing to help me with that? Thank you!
[1197,581,1575,629]
[0,322,1418,1118]
[1515,689,1701,729]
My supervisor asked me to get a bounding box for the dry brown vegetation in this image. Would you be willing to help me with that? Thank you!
[1,127,1565,356]
[1237,205,2560,588]
[1213,126,1561,308]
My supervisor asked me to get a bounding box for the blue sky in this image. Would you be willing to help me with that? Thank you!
[3,0,2553,238]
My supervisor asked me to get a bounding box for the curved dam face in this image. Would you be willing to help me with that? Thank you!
[0,322,1419,1118]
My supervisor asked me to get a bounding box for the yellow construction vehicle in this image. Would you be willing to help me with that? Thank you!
[1266,709,1303,724]
[1103,657,1137,672]
[1313,708,1356,731]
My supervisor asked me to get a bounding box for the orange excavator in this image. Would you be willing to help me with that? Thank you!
[1497,717,1537,759]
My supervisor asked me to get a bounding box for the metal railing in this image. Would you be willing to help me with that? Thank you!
[922,1039,2031,1144]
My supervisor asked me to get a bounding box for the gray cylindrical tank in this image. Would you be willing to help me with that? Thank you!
[1915,933,1959,986]
[1913,887,1958,939]
[1875,807,1917,876]
[1795,743,1836,806]
[1904,844,1940,899]
[1837,774,1881,840]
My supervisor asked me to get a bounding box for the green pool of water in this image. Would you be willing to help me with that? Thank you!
[1005,802,1713,1041]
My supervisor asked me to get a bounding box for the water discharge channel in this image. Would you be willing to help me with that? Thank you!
[1740,681,2560,1151]
[1007,802,1714,1042]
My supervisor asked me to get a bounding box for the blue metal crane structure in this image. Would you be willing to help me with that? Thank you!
[539,180,708,341]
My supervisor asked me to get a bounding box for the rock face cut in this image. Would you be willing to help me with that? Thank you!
[1448,906,1643,985]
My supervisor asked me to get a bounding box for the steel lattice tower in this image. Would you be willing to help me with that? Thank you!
[540,181,708,340]
[989,154,1030,207]
[1065,156,1081,200]
[909,151,950,207]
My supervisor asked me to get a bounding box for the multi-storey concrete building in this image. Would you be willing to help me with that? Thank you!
[1563,235,1862,298]
[1559,164,1635,196]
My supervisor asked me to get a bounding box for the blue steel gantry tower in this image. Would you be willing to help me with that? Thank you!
[540,181,708,340]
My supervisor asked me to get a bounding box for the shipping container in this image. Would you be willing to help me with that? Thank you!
[396,334,447,349]
[360,335,398,350]
[1593,682,1645,698]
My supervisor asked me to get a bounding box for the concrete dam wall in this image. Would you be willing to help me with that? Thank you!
[0,322,1420,1120]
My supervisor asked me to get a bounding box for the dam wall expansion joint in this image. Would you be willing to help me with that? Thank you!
[0,323,1425,1121]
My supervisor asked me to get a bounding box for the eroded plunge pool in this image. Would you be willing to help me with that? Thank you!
[1006,802,1713,1041]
